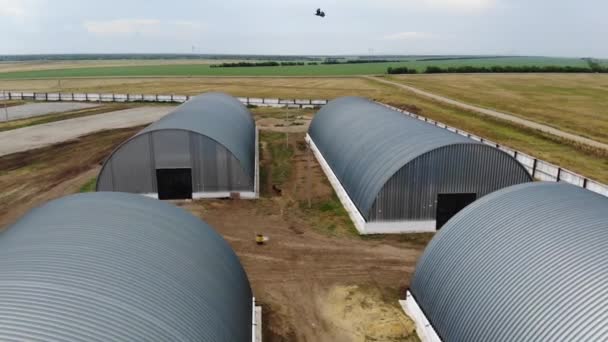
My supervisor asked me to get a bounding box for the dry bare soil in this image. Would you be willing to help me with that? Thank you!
[0,109,428,342]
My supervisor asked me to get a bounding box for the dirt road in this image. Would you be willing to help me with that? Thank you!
[0,106,174,156]
[1,102,98,121]
[366,76,608,151]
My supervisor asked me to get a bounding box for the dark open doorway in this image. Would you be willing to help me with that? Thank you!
[436,193,477,229]
[156,168,193,200]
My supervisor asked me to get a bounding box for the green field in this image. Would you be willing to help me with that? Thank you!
[0,57,590,78]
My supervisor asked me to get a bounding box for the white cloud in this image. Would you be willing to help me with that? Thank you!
[173,20,202,31]
[424,0,496,10]
[83,19,204,38]
[0,0,26,17]
[383,32,436,41]
[84,19,162,35]
[368,0,496,12]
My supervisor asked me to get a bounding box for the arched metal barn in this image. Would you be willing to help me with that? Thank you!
[406,182,608,342]
[0,192,254,341]
[307,96,532,234]
[97,92,258,200]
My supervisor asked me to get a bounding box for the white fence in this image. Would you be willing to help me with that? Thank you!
[379,103,608,198]
[0,91,328,109]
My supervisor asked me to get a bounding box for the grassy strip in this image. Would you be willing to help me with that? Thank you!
[0,103,134,132]
[367,79,608,183]
[79,177,97,192]
[263,131,294,185]
[299,195,360,238]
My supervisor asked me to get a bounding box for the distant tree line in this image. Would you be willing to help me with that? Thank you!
[210,61,279,68]
[210,61,312,68]
[322,59,399,65]
[584,58,608,72]
[387,67,418,74]
[387,65,608,74]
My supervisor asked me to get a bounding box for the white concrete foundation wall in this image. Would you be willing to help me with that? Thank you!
[366,220,436,234]
[194,191,258,199]
[307,134,438,235]
[400,291,442,342]
[252,297,262,342]
[306,134,367,234]
[142,191,257,200]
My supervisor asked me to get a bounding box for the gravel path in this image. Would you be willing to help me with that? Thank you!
[0,106,175,156]
[1,102,99,121]
[366,76,608,151]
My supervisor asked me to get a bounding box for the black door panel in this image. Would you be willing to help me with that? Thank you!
[436,193,477,229]
[156,168,193,200]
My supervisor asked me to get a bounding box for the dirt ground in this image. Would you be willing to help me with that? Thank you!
[183,130,427,341]
[0,126,143,227]
[0,109,430,341]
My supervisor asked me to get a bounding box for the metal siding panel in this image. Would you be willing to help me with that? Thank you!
[190,132,202,190]
[201,137,219,191]
[215,144,229,191]
[98,134,154,193]
[409,182,608,342]
[97,160,114,190]
[152,130,192,169]
[0,192,252,341]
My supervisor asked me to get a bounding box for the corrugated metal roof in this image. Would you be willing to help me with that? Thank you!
[308,97,487,218]
[0,192,252,341]
[410,182,608,341]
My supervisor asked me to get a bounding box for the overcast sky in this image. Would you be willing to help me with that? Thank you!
[1,0,607,57]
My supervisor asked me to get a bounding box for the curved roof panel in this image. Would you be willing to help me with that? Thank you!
[410,182,608,341]
[308,97,480,216]
[0,192,252,341]
[139,92,255,178]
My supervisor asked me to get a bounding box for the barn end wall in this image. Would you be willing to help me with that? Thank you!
[369,144,532,221]
[97,129,255,197]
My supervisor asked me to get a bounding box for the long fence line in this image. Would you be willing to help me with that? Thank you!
[1,90,605,197]
[379,103,608,197]
[0,91,329,109]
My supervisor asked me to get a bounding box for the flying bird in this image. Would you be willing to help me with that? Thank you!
[315,8,326,18]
